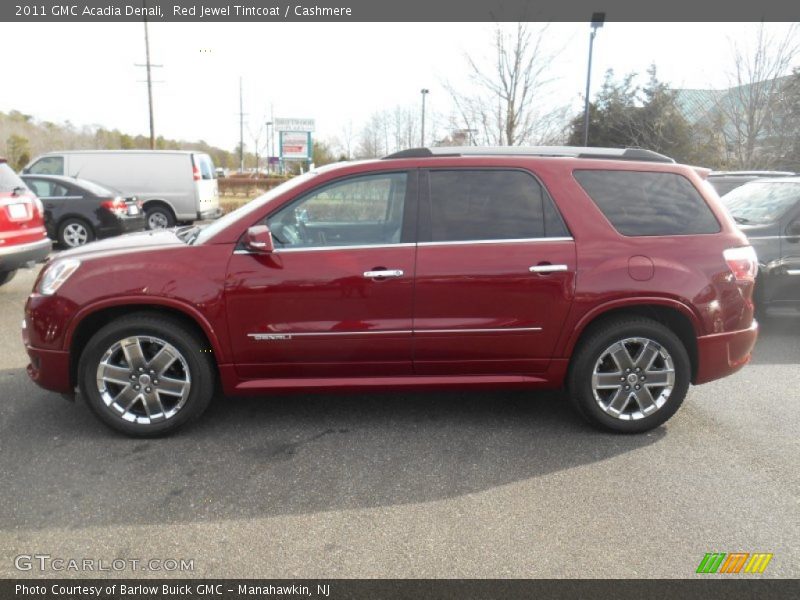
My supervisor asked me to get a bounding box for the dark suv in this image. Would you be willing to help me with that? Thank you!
[722,177,800,316]
[22,147,758,436]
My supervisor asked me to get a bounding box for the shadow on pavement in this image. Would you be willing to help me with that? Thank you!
[2,370,664,531]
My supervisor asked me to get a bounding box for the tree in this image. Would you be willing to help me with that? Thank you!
[717,23,799,169]
[6,134,31,170]
[774,68,800,170]
[312,140,337,167]
[446,23,565,146]
[566,66,715,166]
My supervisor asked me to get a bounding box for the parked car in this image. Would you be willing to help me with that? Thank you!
[0,159,51,287]
[22,146,758,436]
[23,150,221,230]
[21,175,146,248]
[708,170,795,196]
[721,177,800,317]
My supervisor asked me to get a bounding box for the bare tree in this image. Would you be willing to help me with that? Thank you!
[446,23,566,146]
[718,23,799,168]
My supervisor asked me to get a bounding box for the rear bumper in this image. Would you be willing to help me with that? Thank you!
[694,321,758,385]
[198,207,223,221]
[97,215,146,238]
[0,237,51,272]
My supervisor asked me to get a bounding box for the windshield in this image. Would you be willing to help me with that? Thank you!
[193,171,318,245]
[722,181,800,225]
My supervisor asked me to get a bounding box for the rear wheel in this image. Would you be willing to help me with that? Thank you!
[78,314,214,436]
[145,205,175,230]
[58,218,94,248]
[0,270,18,287]
[567,318,690,433]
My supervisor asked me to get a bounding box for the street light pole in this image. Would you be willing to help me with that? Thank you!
[266,121,272,174]
[582,12,605,147]
[420,88,429,147]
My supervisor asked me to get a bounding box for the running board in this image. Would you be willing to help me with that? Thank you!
[233,374,550,394]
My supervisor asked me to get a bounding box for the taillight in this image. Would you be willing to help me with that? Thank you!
[33,197,44,218]
[192,164,201,181]
[101,197,129,216]
[723,246,758,282]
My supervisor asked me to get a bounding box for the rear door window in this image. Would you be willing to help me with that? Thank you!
[195,154,215,180]
[425,169,569,242]
[25,179,69,197]
[573,170,720,236]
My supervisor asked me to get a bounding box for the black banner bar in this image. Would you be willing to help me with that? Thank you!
[1,0,799,22]
[3,579,800,600]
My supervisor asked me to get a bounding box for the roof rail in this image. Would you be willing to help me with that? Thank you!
[382,146,675,164]
[708,170,795,177]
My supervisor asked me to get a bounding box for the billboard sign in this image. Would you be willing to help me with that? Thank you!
[280,131,311,160]
[275,118,315,132]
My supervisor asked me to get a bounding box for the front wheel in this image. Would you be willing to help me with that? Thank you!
[567,318,691,433]
[78,314,215,436]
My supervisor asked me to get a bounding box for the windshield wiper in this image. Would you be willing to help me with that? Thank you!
[733,216,753,225]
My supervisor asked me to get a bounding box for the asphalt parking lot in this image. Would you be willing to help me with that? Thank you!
[0,264,798,578]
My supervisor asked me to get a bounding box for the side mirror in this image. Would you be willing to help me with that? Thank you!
[245,225,274,253]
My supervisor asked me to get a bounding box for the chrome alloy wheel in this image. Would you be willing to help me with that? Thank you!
[591,337,676,421]
[96,336,191,424]
[63,222,89,247]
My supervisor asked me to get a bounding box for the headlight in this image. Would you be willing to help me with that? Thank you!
[39,259,81,295]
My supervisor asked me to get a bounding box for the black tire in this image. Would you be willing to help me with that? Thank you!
[58,218,94,248]
[77,313,215,437]
[145,204,175,230]
[0,270,18,287]
[567,317,691,433]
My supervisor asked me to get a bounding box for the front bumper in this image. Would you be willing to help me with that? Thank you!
[0,237,51,272]
[22,313,73,394]
[694,321,759,384]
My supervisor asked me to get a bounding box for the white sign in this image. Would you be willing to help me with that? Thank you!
[275,118,315,132]
[281,132,311,159]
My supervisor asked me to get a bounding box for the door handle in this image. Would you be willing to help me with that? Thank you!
[363,269,404,278]
[529,264,569,273]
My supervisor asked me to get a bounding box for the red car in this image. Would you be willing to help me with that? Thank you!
[0,158,51,287]
[23,147,758,436]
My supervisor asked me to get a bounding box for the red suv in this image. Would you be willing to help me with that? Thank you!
[0,158,51,287]
[22,147,758,436]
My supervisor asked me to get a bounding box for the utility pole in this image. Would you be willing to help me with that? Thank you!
[135,1,162,149]
[238,77,246,172]
[420,88,429,147]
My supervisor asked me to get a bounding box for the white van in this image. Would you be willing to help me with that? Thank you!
[23,150,221,229]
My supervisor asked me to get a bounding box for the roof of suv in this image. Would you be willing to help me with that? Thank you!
[383,146,675,164]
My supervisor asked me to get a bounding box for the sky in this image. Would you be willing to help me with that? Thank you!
[1,21,798,152]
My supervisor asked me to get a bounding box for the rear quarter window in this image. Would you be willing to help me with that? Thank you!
[573,170,720,236]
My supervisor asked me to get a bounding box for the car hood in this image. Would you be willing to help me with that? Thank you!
[56,229,185,260]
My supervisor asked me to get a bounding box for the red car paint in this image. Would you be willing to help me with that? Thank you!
[0,159,51,284]
[23,154,757,398]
